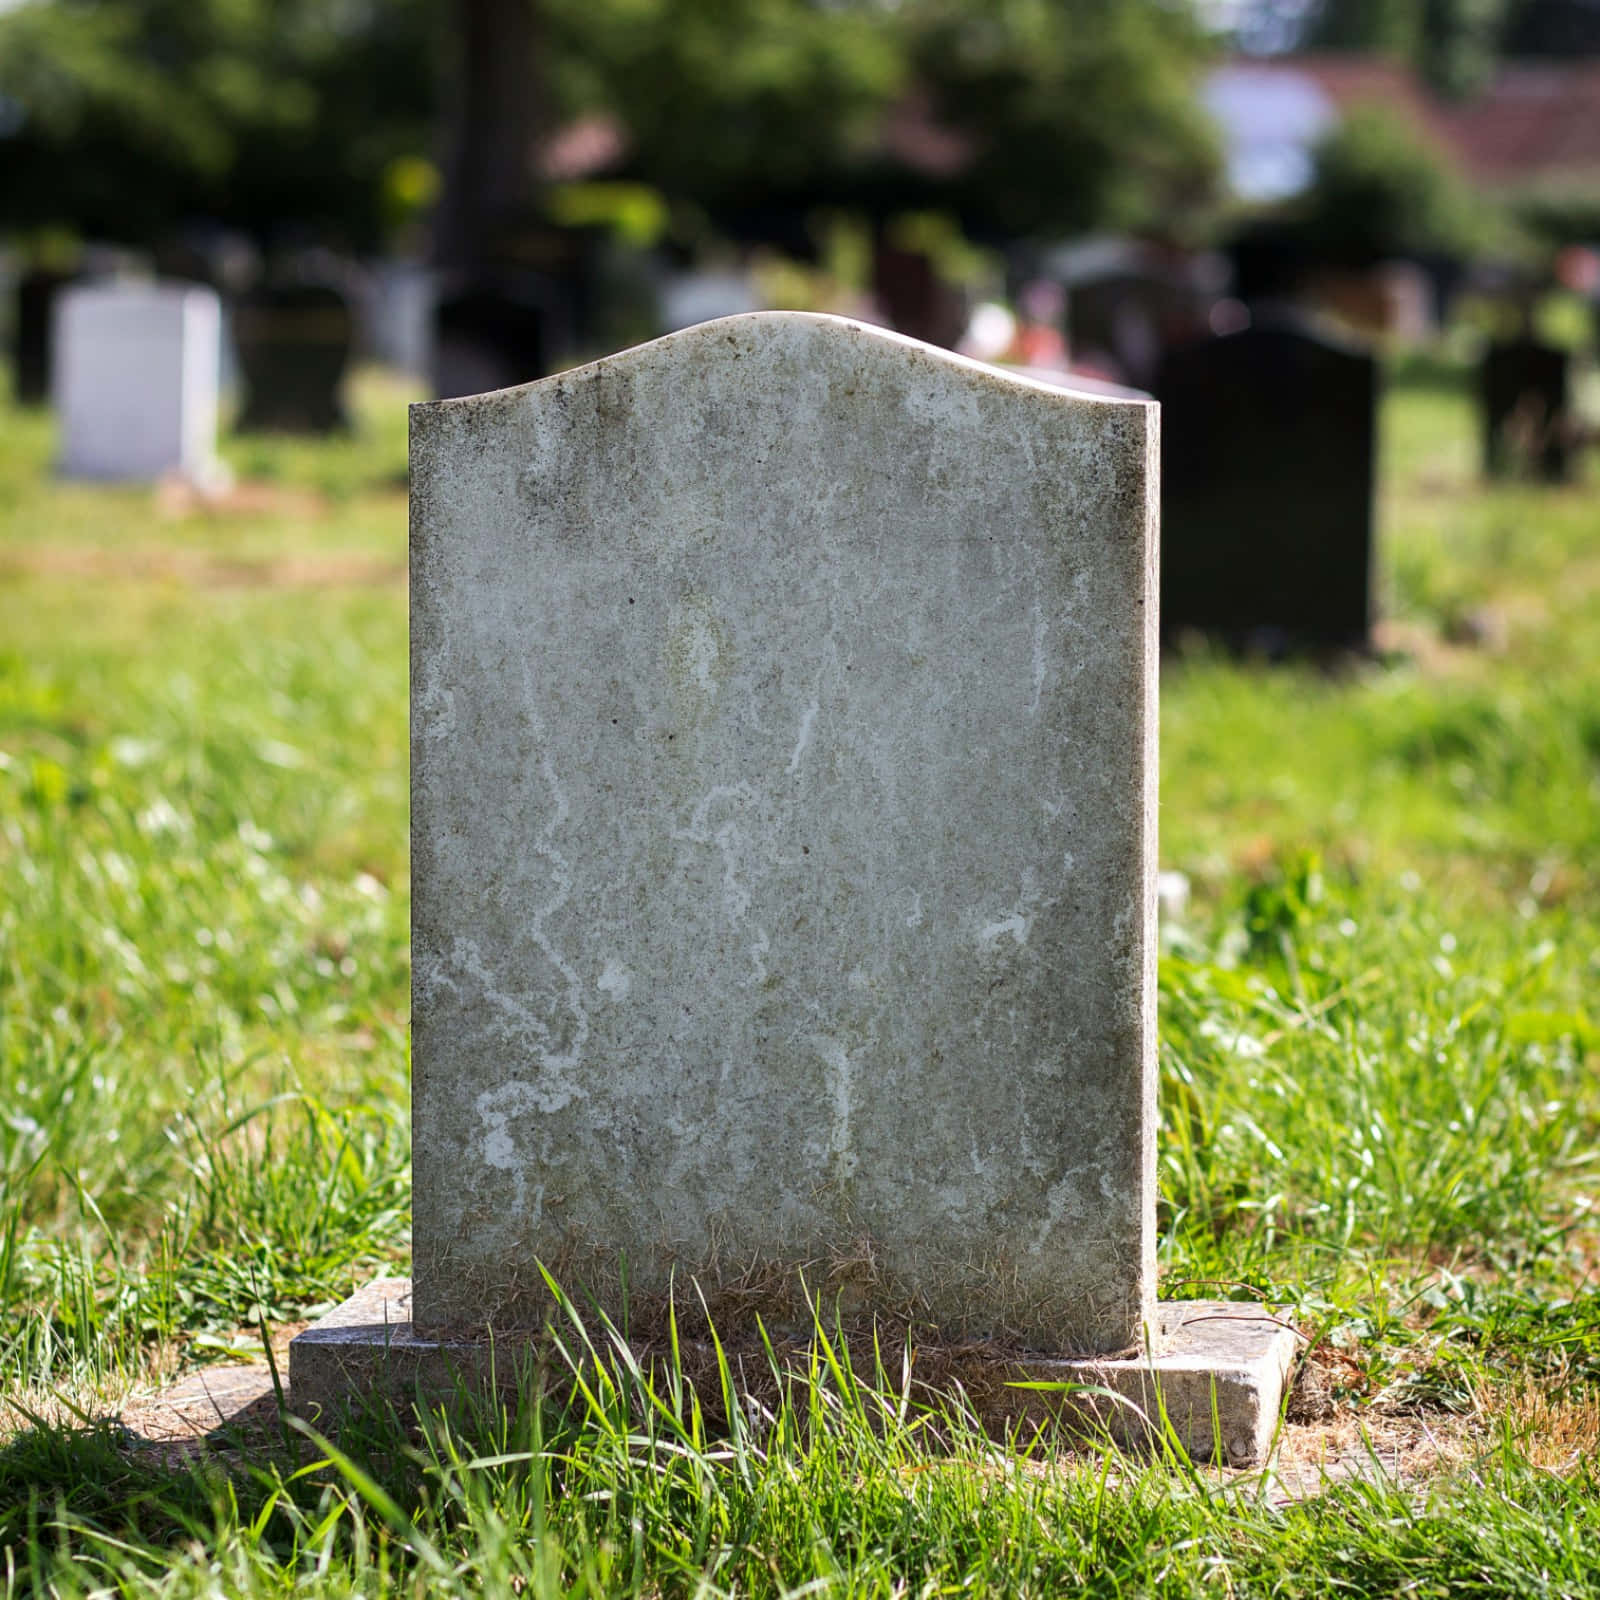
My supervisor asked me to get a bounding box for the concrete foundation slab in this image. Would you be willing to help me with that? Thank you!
[289,1279,1297,1465]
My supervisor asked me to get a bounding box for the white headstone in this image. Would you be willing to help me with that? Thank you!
[53,282,223,484]
[365,260,435,378]
[659,270,761,334]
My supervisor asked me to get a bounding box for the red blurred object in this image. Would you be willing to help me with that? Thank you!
[1555,245,1600,297]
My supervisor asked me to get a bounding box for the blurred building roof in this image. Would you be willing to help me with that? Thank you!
[1203,55,1450,199]
[1441,63,1600,184]
[1206,53,1600,198]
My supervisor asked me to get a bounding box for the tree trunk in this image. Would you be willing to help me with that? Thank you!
[433,0,544,271]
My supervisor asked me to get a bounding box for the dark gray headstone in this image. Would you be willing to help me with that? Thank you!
[1480,338,1572,483]
[1157,320,1377,654]
[14,269,76,406]
[432,279,552,400]
[234,283,353,433]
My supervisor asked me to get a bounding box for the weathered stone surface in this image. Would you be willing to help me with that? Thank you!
[409,312,1158,1354]
[1022,1300,1299,1464]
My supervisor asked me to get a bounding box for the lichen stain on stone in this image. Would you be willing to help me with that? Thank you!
[665,593,733,716]
[809,1032,861,1186]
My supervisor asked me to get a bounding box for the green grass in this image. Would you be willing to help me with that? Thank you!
[1,359,1598,1594]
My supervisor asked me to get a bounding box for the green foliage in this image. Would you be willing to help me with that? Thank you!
[1293,104,1491,263]
[1308,0,1512,96]
[0,0,441,248]
[6,1297,1600,1594]
[895,0,1222,238]
[1311,0,1429,57]
[0,0,1223,251]
[545,0,904,215]
[1516,177,1600,250]
[543,0,1223,240]
[1421,0,1514,96]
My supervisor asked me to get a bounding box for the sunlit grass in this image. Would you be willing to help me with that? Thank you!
[0,357,1597,1593]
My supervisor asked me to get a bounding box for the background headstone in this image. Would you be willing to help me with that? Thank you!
[362,259,436,378]
[1480,337,1572,482]
[1157,318,1377,654]
[14,268,78,406]
[871,242,967,349]
[432,278,554,400]
[53,281,223,484]
[234,282,353,432]
[432,231,593,399]
[658,269,761,334]
[408,313,1159,1354]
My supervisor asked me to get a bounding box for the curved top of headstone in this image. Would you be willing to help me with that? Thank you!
[415,309,1154,419]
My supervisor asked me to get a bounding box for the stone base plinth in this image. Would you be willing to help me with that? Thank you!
[288,1279,1298,1466]
[1018,1301,1299,1464]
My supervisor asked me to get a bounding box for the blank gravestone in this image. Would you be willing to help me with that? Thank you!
[234,282,353,433]
[291,313,1294,1462]
[432,278,558,400]
[1480,338,1572,483]
[13,268,76,406]
[1157,320,1377,654]
[54,282,223,485]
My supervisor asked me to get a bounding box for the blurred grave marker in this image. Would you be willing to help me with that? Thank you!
[234,282,353,433]
[1157,319,1377,654]
[658,269,760,334]
[432,229,592,399]
[54,281,224,486]
[1480,337,1573,483]
[432,279,554,399]
[363,260,435,378]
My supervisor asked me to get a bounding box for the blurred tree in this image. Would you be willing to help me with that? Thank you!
[1294,103,1489,261]
[0,0,1222,256]
[1235,0,1600,75]
[1420,0,1513,94]
[0,0,440,250]
[547,0,1220,246]
[543,0,904,251]
[1308,0,1426,55]
[434,0,545,269]
[1294,0,1515,95]
[891,0,1221,240]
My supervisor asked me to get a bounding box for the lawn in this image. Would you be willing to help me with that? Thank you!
[1,357,1598,1595]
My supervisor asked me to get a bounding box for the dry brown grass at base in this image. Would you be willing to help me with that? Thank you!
[1,1339,187,1445]
[1266,1371,1600,1501]
[1479,1375,1600,1476]
[1266,1408,1485,1504]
